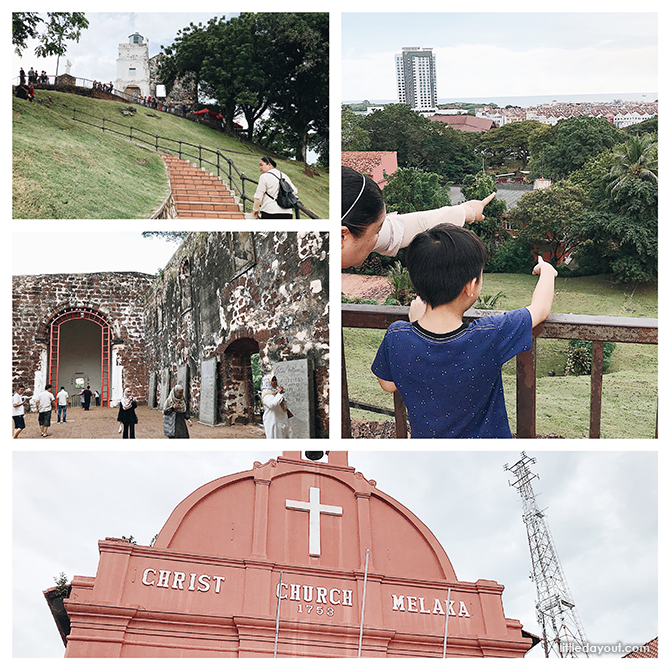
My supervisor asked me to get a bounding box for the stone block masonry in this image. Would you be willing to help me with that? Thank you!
[145,231,329,436]
[13,232,330,436]
[12,272,154,404]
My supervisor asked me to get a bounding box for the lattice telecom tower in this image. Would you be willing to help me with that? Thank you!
[504,452,589,658]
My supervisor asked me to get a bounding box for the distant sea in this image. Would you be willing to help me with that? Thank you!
[344,92,658,107]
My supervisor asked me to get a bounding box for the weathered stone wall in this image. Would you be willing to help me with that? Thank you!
[12,272,154,403]
[148,54,197,110]
[145,231,330,436]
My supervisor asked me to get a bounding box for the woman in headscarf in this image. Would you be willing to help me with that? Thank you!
[261,374,290,439]
[116,388,138,439]
[163,384,192,439]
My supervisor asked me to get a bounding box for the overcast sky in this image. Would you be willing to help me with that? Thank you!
[13,450,658,659]
[12,12,234,86]
[12,232,181,276]
[342,11,658,103]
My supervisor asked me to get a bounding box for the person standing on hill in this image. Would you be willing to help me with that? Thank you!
[252,157,298,219]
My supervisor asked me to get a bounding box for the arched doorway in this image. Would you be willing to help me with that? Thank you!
[222,337,259,424]
[48,308,112,407]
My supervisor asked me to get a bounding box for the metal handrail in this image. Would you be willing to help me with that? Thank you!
[23,90,320,218]
[341,304,658,439]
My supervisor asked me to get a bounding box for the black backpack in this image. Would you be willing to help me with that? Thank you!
[269,171,299,209]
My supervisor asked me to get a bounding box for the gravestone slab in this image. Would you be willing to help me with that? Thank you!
[200,356,218,426]
[160,369,170,410]
[148,372,157,409]
[273,359,314,439]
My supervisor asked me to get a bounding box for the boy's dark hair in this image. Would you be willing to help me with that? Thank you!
[406,224,487,307]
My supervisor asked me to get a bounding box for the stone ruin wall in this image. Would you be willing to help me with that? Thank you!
[148,54,198,111]
[12,272,154,404]
[145,231,330,436]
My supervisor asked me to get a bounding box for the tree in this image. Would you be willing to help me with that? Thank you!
[507,181,588,267]
[475,120,543,170]
[530,116,625,181]
[159,13,328,162]
[13,12,89,76]
[255,13,329,163]
[422,122,480,181]
[159,19,216,106]
[341,106,370,151]
[361,104,430,168]
[607,133,658,201]
[461,172,507,261]
[360,105,479,181]
[382,167,451,215]
[570,135,658,283]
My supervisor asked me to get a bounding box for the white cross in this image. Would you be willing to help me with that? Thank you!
[286,487,342,557]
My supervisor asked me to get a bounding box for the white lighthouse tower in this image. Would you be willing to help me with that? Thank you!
[115,32,150,98]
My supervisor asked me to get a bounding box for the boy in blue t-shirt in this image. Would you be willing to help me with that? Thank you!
[372,224,557,438]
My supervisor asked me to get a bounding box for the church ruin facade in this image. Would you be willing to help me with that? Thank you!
[12,231,330,436]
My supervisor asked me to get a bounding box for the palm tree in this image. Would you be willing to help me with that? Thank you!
[607,134,658,196]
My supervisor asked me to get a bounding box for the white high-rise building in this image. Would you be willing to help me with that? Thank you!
[395,47,437,112]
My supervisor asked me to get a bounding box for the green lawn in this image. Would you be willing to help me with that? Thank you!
[13,90,328,219]
[343,273,657,439]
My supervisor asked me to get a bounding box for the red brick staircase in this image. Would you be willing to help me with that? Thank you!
[162,155,246,219]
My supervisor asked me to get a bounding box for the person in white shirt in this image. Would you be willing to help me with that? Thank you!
[12,384,27,438]
[252,156,298,219]
[261,374,291,438]
[37,383,56,437]
[56,386,69,423]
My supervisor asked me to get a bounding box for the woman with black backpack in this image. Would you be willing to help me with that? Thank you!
[252,156,298,219]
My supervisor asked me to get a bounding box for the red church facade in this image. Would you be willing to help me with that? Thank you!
[54,452,536,658]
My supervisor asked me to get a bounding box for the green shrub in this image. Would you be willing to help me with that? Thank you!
[564,340,616,375]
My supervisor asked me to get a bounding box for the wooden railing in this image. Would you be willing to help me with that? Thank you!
[342,304,658,439]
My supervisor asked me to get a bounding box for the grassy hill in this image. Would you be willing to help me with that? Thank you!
[12,90,328,219]
[344,273,658,439]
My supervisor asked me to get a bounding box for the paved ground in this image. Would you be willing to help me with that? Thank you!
[13,406,266,440]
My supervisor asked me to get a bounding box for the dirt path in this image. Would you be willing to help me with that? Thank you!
[341,274,391,302]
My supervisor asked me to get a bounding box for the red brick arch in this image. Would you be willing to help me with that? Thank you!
[48,307,112,407]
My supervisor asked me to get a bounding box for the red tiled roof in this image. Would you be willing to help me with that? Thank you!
[429,115,494,132]
[622,637,657,658]
[341,151,395,175]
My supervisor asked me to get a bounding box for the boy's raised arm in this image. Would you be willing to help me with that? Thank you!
[527,256,558,328]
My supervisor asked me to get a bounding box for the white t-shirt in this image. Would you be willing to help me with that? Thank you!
[57,389,69,406]
[254,169,298,214]
[12,393,25,416]
[37,390,55,413]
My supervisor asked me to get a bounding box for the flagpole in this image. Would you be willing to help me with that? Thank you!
[274,570,283,658]
[442,587,452,659]
[357,549,370,658]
